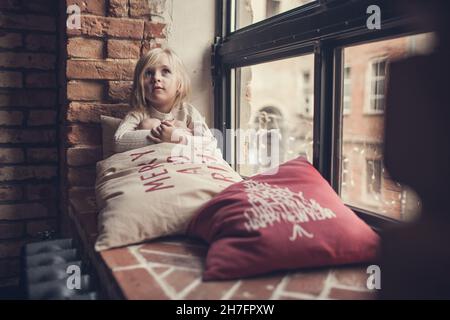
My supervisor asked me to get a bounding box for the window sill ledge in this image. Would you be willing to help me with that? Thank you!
[68,190,378,300]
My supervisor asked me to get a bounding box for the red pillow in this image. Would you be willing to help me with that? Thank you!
[187,157,380,280]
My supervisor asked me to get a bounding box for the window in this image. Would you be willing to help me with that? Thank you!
[341,156,349,191]
[235,0,316,31]
[343,66,351,114]
[217,1,435,228]
[340,34,434,221]
[366,159,382,195]
[367,59,387,113]
[233,55,314,177]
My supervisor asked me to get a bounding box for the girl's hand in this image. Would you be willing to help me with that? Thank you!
[160,121,187,144]
[147,125,163,143]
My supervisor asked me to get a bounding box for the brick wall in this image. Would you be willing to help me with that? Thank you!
[62,0,168,246]
[0,0,59,288]
[0,0,169,289]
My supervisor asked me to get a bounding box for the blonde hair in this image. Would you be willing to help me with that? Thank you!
[130,47,191,112]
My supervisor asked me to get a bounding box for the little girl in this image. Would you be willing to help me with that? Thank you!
[114,47,213,153]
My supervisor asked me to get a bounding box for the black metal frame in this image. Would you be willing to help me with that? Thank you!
[213,0,431,229]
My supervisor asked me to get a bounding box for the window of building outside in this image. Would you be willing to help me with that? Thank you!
[366,159,382,195]
[367,59,387,113]
[343,66,352,114]
[235,0,315,31]
[234,54,314,177]
[340,33,435,221]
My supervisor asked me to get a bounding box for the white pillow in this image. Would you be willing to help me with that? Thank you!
[100,115,122,159]
[94,143,242,251]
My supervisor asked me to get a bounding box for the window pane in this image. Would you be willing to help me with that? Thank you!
[340,33,435,221]
[235,0,315,31]
[234,54,314,176]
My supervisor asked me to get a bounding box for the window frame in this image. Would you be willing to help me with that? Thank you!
[214,0,431,230]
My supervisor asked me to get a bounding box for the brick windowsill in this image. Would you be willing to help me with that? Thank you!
[68,190,378,300]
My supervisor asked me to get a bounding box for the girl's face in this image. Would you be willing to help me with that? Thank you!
[143,55,179,113]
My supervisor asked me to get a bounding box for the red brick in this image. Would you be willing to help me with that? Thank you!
[0,111,23,126]
[139,251,203,269]
[130,0,166,18]
[68,167,96,187]
[67,102,130,123]
[231,275,284,300]
[67,146,102,166]
[67,125,102,145]
[144,22,167,39]
[185,279,237,300]
[0,166,57,182]
[149,266,170,276]
[284,270,329,297]
[25,72,56,88]
[0,148,24,164]
[0,203,52,220]
[68,187,96,213]
[109,0,129,17]
[67,0,106,16]
[0,52,55,70]
[0,240,29,259]
[26,219,57,238]
[101,248,140,269]
[0,128,56,144]
[0,258,20,278]
[25,34,56,52]
[67,16,144,40]
[0,71,22,88]
[72,212,98,241]
[108,81,133,102]
[114,268,170,300]
[0,222,24,240]
[107,39,140,59]
[23,0,56,14]
[0,14,55,32]
[141,39,163,55]
[328,288,378,300]
[0,0,21,10]
[0,90,56,108]
[28,110,57,126]
[68,38,104,59]
[67,80,105,101]
[0,32,22,49]
[26,148,58,163]
[67,59,136,80]
[164,269,202,295]
[332,267,370,290]
[139,242,207,258]
[26,183,57,200]
[0,185,23,201]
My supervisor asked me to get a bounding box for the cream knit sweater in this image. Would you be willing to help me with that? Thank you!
[113,103,215,153]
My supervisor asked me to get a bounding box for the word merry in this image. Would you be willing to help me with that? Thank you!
[130,149,238,193]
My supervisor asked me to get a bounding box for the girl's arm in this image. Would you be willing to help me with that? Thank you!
[113,111,155,153]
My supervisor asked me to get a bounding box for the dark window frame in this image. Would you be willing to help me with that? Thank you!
[213,0,431,229]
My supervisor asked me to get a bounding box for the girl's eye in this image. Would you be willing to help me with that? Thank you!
[145,70,154,77]
[162,68,171,74]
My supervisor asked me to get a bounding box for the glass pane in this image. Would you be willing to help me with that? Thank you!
[235,0,315,31]
[235,54,314,177]
[340,33,435,221]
